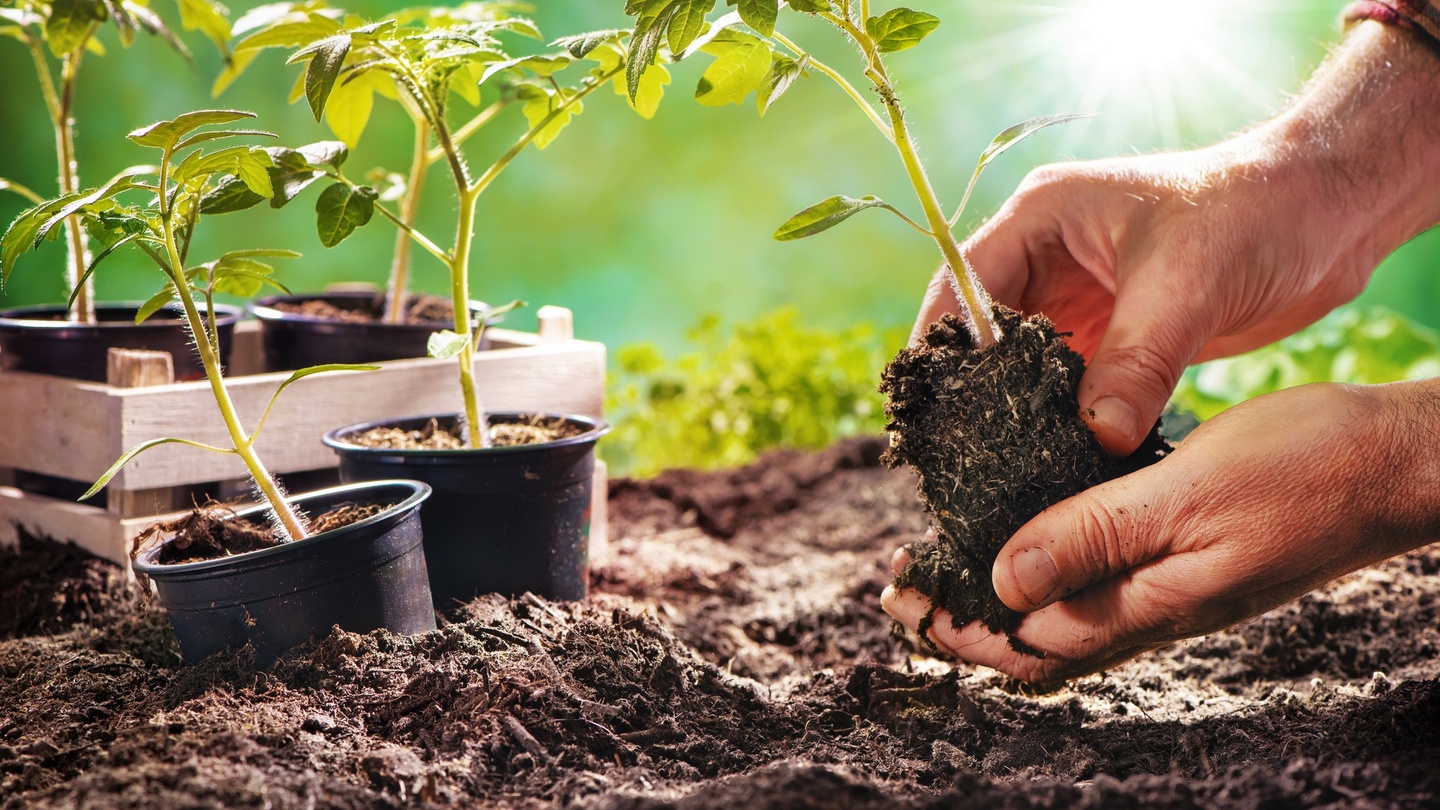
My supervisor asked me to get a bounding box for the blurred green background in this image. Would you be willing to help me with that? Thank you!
[2,1,1437,475]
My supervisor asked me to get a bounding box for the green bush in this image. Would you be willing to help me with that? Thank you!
[605,308,907,478]
[1171,305,1440,420]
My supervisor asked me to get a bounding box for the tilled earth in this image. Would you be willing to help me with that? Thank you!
[2,437,1438,808]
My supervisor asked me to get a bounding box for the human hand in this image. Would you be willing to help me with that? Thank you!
[881,380,1440,685]
[915,22,1440,457]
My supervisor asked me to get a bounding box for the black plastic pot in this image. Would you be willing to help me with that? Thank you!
[250,292,488,371]
[132,480,436,665]
[0,302,242,382]
[323,413,607,608]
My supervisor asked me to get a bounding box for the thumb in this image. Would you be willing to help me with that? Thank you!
[991,476,1166,612]
[1078,286,1209,456]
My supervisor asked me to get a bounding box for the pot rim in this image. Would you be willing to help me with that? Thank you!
[322,411,611,459]
[132,479,432,575]
[249,292,491,324]
[0,301,245,329]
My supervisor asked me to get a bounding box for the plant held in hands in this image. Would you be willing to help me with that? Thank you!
[1,109,376,542]
[0,0,232,323]
[625,1,1170,652]
[222,11,670,448]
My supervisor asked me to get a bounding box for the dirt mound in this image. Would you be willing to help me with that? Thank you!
[2,439,1438,807]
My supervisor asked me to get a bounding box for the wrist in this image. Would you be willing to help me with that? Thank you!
[1365,376,1440,553]
[1261,21,1440,269]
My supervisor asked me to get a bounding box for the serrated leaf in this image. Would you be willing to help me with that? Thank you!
[234,13,342,51]
[757,53,807,116]
[695,40,771,107]
[175,128,278,151]
[629,62,670,119]
[314,183,376,247]
[427,329,469,360]
[323,68,375,148]
[521,87,583,150]
[626,4,675,102]
[129,110,256,151]
[294,33,351,120]
[3,200,71,282]
[735,0,778,37]
[787,0,833,12]
[199,176,266,213]
[668,0,716,55]
[864,8,939,53]
[34,174,140,245]
[296,140,348,169]
[45,0,105,57]
[772,195,895,241]
[552,28,625,59]
[978,113,1096,168]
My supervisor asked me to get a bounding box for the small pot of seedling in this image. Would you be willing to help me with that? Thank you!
[8,108,437,663]
[0,0,242,380]
[248,13,665,606]
[629,2,1170,650]
[213,3,541,370]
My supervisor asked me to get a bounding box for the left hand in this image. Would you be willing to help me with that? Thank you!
[881,380,1440,685]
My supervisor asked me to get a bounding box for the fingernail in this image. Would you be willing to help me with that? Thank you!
[1009,547,1059,607]
[1088,396,1140,444]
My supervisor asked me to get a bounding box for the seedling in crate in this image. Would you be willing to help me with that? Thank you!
[0,0,232,323]
[215,12,671,448]
[1,109,376,542]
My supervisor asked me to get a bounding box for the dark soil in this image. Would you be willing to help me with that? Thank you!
[882,308,1171,644]
[149,501,389,565]
[272,294,453,325]
[352,414,588,450]
[3,438,1439,808]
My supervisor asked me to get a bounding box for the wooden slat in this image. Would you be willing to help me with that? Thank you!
[0,373,115,481]
[107,339,606,489]
[0,486,130,563]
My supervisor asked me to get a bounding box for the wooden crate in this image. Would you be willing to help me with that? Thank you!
[0,306,609,566]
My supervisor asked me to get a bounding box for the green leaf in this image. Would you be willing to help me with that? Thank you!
[695,40,772,107]
[174,128,278,151]
[67,231,141,310]
[864,8,939,53]
[128,110,256,151]
[479,53,573,86]
[81,436,235,500]
[735,0,778,37]
[234,13,342,52]
[552,28,625,59]
[772,195,896,241]
[45,0,105,57]
[629,62,671,119]
[176,0,232,54]
[668,0,717,55]
[323,68,379,148]
[786,0,833,12]
[757,53,807,116]
[3,196,80,282]
[977,113,1096,168]
[626,4,675,102]
[134,285,176,324]
[125,3,192,61]
[33,174,140,245]
[297,140,348,170]
[314,183,376,247]
[427,330,469,360]
[100,0,136,47]
[199,176,265,214]
[519,86,583,150]
[292,33,352,120]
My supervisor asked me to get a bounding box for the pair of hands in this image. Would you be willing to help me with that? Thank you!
[881,22,1440,684]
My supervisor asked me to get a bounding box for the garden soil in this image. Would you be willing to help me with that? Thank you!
[3,437,1439,808]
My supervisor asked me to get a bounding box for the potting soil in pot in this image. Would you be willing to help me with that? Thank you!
[881,307,1171,645]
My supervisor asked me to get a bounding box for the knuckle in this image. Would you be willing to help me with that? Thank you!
[1069,498,1130,581]
[1102,340,1186,402]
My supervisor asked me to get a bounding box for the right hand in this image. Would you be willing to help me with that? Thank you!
[915,22,1440,457]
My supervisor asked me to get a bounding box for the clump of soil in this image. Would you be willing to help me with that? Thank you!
[271,293,453,325]
[881,307,1171,644]
[0,527,138,640]
[147,501,390,565]
[351,414,588,451]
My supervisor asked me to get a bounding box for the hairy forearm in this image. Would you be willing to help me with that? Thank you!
[1259,21,1440,270]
